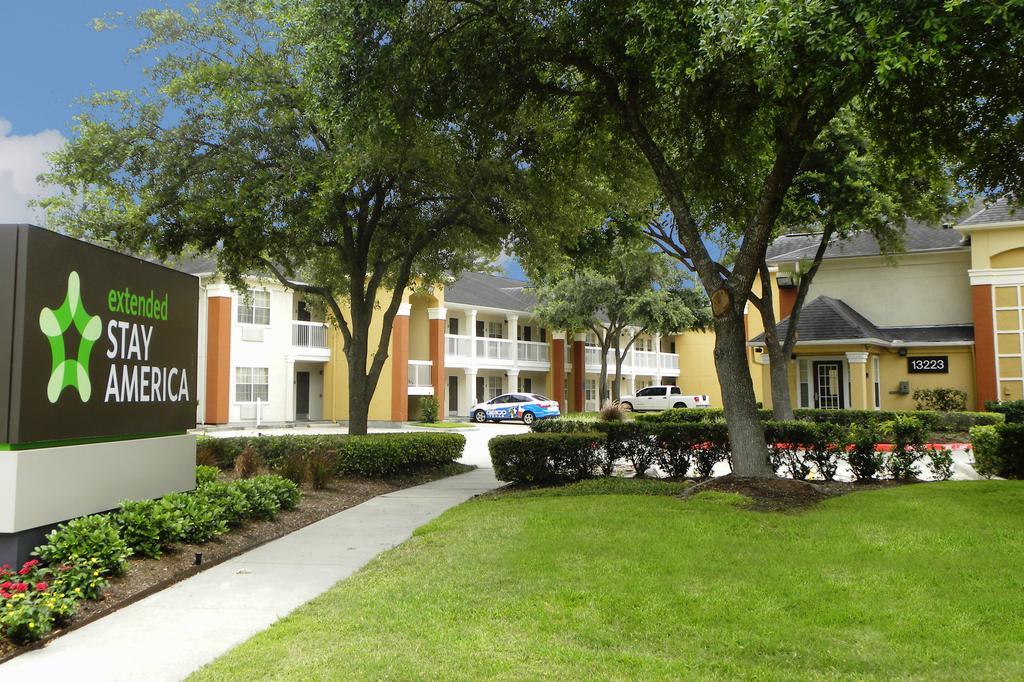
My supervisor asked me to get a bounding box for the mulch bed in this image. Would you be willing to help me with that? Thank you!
[0,464,474,663]
[680,474,918,511]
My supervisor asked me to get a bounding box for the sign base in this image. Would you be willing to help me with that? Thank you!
[0,434,195,566]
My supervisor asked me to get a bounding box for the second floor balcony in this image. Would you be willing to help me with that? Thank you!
[291,320,330,359]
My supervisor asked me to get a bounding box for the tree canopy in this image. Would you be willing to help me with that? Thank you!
[415,0,1024,475]
[39,0,604,432]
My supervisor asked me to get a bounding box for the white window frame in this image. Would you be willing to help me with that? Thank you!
[584,379,597,402]
[872,356,881,410]
[485,375,502,401]
[235,367,269,403]
[237,290,271,326]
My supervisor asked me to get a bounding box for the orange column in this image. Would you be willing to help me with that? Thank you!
[551,333,566,413]
[972,284,998,409]
[572,333,586,413]
[428,307,447,420]
[204,296,231,424]
[390,304,410,421]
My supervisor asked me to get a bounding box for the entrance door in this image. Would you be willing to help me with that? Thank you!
[448,375,458,414]
[296,371,310,420]
[812,361,844,409]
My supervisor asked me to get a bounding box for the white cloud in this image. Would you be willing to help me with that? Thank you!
[0,117,66,224]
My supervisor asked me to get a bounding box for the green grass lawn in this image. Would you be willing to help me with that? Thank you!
[193,480,1024,680]
[413,421,475,429]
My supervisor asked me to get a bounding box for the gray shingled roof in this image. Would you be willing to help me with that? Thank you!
[766,220,966,264]
[958,196,1023,226]
[171,254,218,275]
[751,296,974,345]
[444,271,537,313]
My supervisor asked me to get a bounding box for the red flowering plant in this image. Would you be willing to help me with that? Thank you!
[1,560,80,644]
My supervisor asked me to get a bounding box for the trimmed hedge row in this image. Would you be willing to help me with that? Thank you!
[985,400,1024,424]
[490,433,606,484]
[196,432,465,477]
[970,424,1024,479]
[630,407,1002,432]
[500,416,953,484]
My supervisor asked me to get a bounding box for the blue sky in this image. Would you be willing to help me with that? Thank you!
[0,2,192,224]
[0,1,529,277]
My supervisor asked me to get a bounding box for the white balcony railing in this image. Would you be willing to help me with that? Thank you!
[659,352,680,371]
[446,334,472,358]
[408,360,433,387]
[517,340,550,363]
[632,350,659,370]
[476,337,513,361]
[292,321,328,349]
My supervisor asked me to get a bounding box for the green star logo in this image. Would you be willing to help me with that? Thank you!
[38,271,103,403]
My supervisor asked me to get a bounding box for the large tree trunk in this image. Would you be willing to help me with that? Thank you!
[346,340,371,435]
[612,335,623,400]
[713,311,775,478]
[598,347,609,408]
[763,324,795,420]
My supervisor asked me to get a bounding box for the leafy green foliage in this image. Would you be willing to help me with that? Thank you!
[971,424,1024,479]
[489,433,606,484]
[844,424,885,482]
[913,388,968,412]
[985,400,1024,424]
[419,396,440,424]
[115,499,180,559]
[159,492,229,544]
[196,465,220,487]
[881,415,928,480]
[533,239,699,405]
[196,433,465,477]
[34,515,132,577]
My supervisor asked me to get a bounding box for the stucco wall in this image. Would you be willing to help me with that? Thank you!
[803,250,973,326]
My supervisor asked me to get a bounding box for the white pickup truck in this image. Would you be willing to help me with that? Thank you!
[618,386,710,412]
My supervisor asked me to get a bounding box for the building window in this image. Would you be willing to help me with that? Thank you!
[540,328,547,342]
[477,375,502,402]
[238,290,271,325]
[584,379,597,402]
[448,318,459,335]
[873,356,881,410]
[487,321,503,339]
[235,367,269,403]
[798,359,811,408]
[519,377,533,393]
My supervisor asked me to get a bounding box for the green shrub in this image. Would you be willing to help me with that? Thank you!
[654,422,729,478]
[985,399,1024,424]
[531,417,602,433]
[115,499,179,559]
[34,515,132,576]
[0,593,55,643]
[420,395,440,423]
[159,491,228,544]
[254,475,302,511]
[202,433,464,478]
[234,478,283,520]
[196,465,220,487]
[605,422,657,477]
[971,423,1024,479]
[930,411,1003,432]
[927,449,955,481]
[844,423,884,481]
[636,408,745,424]
[764,421,817,480]
[881,415,928,479]
[198,481,252,527]
[195,435,247,468]
[913,388,968,412]
[48,556,110,601]
[489,432,606,484]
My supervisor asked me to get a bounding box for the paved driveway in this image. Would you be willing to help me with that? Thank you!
[197,421,530,469]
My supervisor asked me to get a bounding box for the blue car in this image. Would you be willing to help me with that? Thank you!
[471,393,561,425]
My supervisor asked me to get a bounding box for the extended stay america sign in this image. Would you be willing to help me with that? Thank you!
[0,225,198,445]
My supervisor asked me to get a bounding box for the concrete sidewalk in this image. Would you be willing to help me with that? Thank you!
[0,468,501,682]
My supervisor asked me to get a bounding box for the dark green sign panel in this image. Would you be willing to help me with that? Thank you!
[1,225,198,445]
